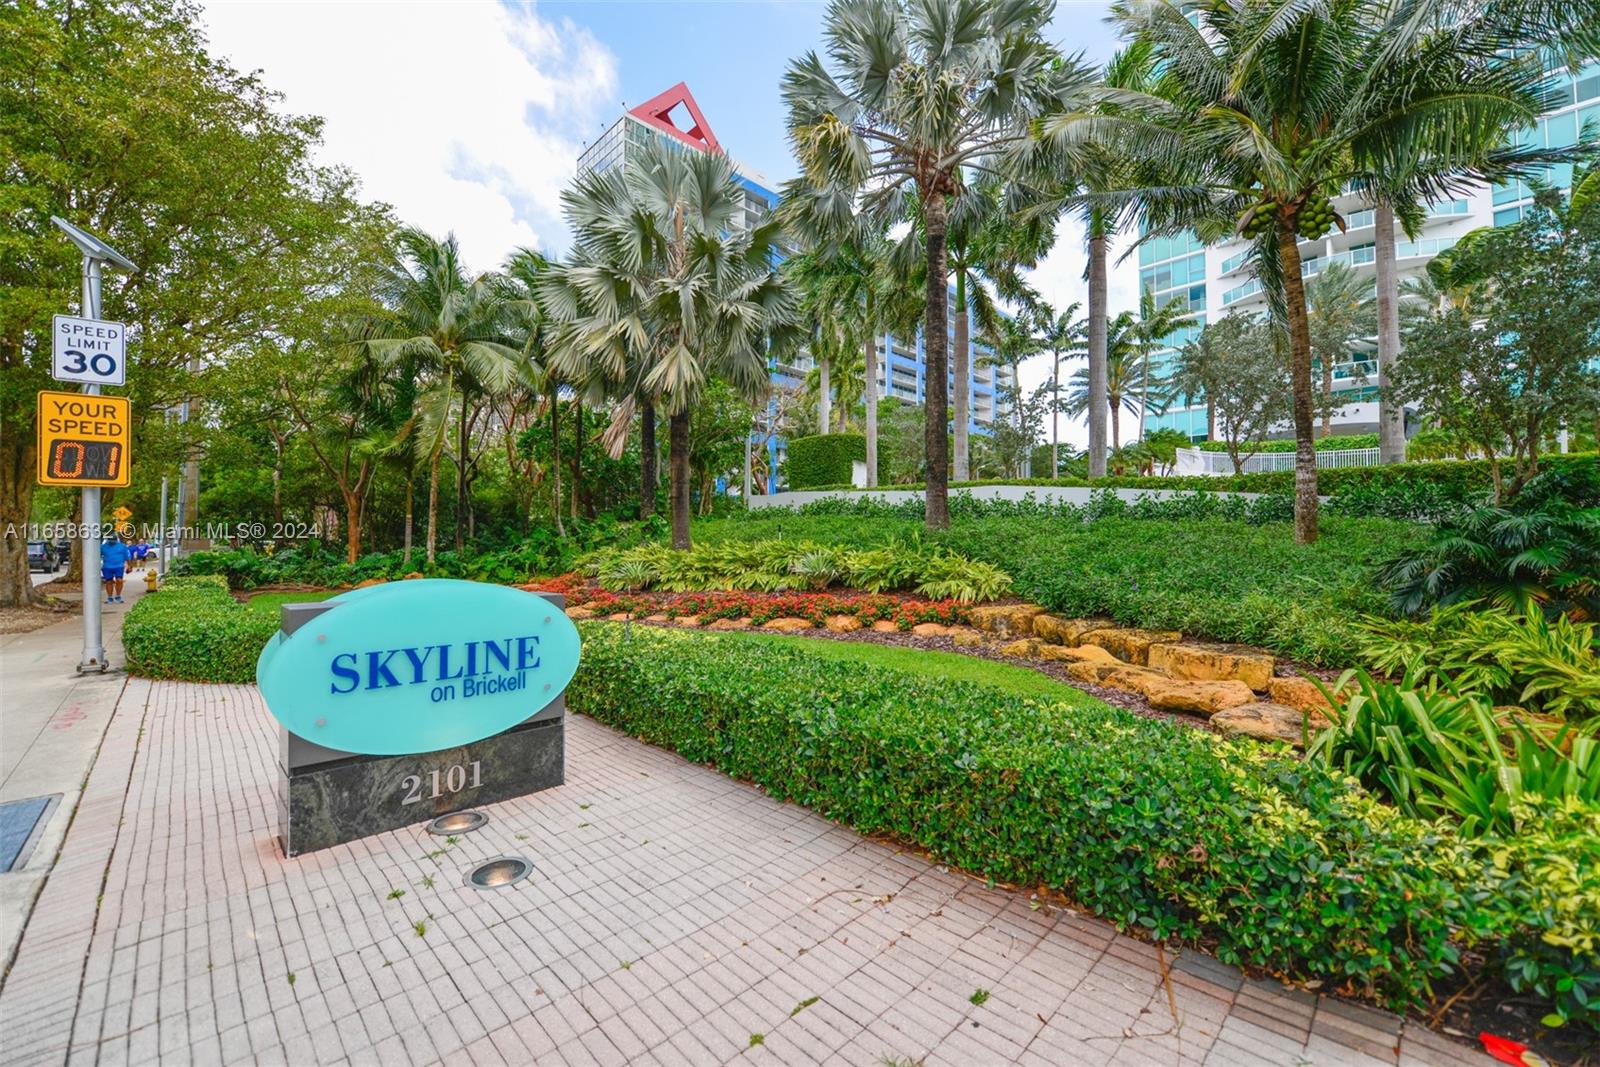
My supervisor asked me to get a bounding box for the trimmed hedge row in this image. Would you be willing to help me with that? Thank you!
[124,577,277,683]
[569,625,1490,1007]
[785,433,868,489]
[1198,432,1378,453]
[781,453,1598,521]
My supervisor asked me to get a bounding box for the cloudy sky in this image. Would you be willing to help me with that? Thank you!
[199,0,1143,445]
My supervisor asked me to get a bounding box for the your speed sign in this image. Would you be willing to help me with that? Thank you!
[52,314,126,386]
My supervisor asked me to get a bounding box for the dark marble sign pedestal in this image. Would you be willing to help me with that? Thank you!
[273,593,569,858]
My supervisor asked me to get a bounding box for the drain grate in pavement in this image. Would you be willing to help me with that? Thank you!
[0,795,60,873]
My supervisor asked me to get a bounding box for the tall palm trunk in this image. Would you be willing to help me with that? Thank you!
[1110,399,1121,451]
[403,473,414,565]
[953,271,969,481]
[570,401,581,520]
[1374,201,1405,462]
[818,355,831,432]
[455,400,469,552]
[549,392,565,538]
[669,410,692,549]
[1086,219,1109,478]
[1320,360,1334,437]
[425,449,441,565]
[863,322,879,487]
[1051,351,1060,478]
[640,399,657,516]
[1206,402,1215,442]
[1278,214,1321,544]
[923,190,951,530]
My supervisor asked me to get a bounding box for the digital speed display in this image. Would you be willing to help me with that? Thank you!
[45,439,124,483]
[36,390,132,487]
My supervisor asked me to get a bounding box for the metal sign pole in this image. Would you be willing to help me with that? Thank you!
[79,256,106,672]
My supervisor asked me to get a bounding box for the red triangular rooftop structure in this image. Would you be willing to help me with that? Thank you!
[628,82,722,155]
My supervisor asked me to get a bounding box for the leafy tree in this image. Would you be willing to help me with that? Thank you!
[1095,0,1586,542]
[1388,181,1600,501]
[541,140,798,549]
[0,0,382,605]
[783,0,1074,528]
[1171,314,1292,476]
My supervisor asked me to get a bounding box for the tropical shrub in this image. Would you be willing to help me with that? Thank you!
[124,579,278,683]
[1356,605,1600,719]
[585,538,1011,602]
[785,433,871,489]
[570,624,1488,1008]
[1306,671,1600,836]
[562,589,971,629]
[1374,499,1600,619]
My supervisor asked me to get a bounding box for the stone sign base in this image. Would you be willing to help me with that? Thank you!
[278,711,564,857]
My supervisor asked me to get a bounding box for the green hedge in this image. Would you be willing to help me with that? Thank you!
[1198,432,1378,453]
[785,433,868,489]
[124,579,278,683]
[569,625,1497,1008]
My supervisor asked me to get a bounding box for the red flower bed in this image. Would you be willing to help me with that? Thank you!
[523,574,969,630]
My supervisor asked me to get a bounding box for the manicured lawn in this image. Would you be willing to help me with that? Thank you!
[712,629,1106,706]
[243,590,338,614]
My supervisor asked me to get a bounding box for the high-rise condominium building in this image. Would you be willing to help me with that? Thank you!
[1136,58,1600,442]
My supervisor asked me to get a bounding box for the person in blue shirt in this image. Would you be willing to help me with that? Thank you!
[101,536,131,603]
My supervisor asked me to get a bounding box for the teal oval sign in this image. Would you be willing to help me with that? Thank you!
[256,580,581,756]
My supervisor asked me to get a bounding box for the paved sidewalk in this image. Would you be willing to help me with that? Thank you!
[0,570,149,975]
[0,677,1491,1067]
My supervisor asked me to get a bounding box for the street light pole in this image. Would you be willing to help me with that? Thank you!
[52,216,136,675]
[79,255,106,670]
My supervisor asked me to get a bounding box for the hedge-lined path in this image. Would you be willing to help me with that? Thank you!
[0,678,1492,1067]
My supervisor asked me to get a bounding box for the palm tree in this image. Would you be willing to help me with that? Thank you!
[1022,41,1161,479]
[1035,303,1086,477]
[1082,0,1575,543]
[355,228,524,564]
[1303,263,1376,437]
[1127,286,1193,442]
[1063,311,1155,450]
[783,0,1077,529]
[540,140,798,549]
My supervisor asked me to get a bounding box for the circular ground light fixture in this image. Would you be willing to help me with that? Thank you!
[465,856,532,890]
[427,810,488,836]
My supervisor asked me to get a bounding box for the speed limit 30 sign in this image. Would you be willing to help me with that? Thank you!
[52,314,126,386]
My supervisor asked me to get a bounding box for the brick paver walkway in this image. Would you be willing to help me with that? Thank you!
[0,680,1491,1067]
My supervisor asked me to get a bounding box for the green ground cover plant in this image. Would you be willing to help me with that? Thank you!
[696,505,1411,663]
[568,624,1586,1023]
[124,577,279,683]
[584,539,1011,601]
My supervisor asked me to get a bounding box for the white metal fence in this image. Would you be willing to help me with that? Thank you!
[1173,446,1383,476]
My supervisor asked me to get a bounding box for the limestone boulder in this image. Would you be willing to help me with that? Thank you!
[1141,677,1258,716]
[1212,702,1328,747]
[707,617,753,630]
[566,605,596,620]
[1147,643,1275,692]
[355,577,387,589]
[644,613,671,623]
[763,617,813,632]
[1036,644,1118,665]
[968,604,1047,637]
[870,620,900,634]
[607,612,632,622]
[1079,627,1183,666]
[1065,663,1164,693]
[824,614,863,633]
[675,615,703,627]
[998,638,1043,658]
[1267,675,1349,713]
[949,628,985,648]
[403,571,425,580]
[1033,615,1115,647]
[911,622,953,637]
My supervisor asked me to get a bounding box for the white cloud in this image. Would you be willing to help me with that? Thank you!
[199,0,618,272]
[1018,218,1143,448]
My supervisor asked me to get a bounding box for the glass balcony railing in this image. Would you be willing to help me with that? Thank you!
[1222,279,1263,306]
